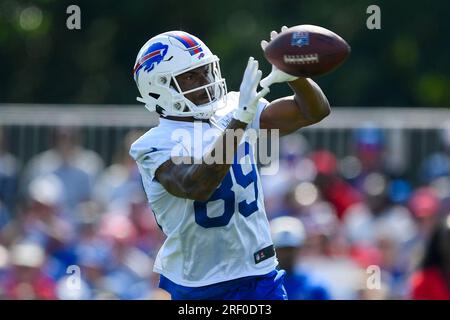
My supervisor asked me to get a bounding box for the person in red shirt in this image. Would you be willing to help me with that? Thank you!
[311,150,362,220]
[410,214,450,300]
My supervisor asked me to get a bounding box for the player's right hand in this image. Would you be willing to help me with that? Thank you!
[260,26,299,88]
[233,57,269,124]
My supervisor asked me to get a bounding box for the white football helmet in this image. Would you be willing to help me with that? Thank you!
[133,31,227,119]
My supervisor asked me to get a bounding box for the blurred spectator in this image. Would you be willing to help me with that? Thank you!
[74,242,112,299]
[431,177,450,216]
[419,124,450,184]
[388,179,412,205]
[261,134,311,218]
[343,173,417,242]
[343,171,419,298]
[2,242,56,299]
[128,193,166,257]
[410,214,450,299]
[270,216,331,300]
[298,236,362,299]
[1,174,77,281]
[20,174,75,246]
[23,127,104,211]
[311,150,362,219]
[94,130,144,211]
[352,123,386,175]
[420,154,450,184]
[98,213,155,299]
[298,203,362,299]
[408,186,441,239]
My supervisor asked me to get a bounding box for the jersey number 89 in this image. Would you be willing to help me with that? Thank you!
[193,142,259,228]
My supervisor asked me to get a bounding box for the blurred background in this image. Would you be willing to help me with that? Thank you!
[0,0,449,299]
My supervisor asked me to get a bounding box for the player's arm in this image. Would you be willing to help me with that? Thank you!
[155,58,268,202]
[260,77,330,136]
[155,119,246,202]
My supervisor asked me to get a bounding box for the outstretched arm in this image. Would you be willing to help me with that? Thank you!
[155,118,246,202]
[260,77,330,136]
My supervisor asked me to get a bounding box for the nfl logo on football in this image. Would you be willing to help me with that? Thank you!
[291,32,309,47]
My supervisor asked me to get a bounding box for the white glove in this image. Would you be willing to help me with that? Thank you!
[233,57,270,124]
[260,26,299,88]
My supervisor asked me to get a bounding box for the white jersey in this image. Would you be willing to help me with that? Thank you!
[129,92,277,287]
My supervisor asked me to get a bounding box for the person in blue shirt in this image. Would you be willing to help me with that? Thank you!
[270,216,332,300]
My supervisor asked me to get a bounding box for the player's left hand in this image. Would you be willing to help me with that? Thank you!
[260,26,299,88]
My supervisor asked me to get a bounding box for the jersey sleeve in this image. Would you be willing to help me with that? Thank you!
[129,130,182,181]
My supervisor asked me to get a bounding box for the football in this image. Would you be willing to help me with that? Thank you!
[263,25,351,77]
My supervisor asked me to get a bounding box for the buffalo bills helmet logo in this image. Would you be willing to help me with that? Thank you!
[133,42,169,79]
[165,31,204,56]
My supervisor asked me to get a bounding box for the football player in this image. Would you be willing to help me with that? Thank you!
[130,27,330,300]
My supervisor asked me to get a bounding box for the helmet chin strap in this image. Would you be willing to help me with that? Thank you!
[193,112,214,120]
[137,95,216,119]
[191,103,217,120]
